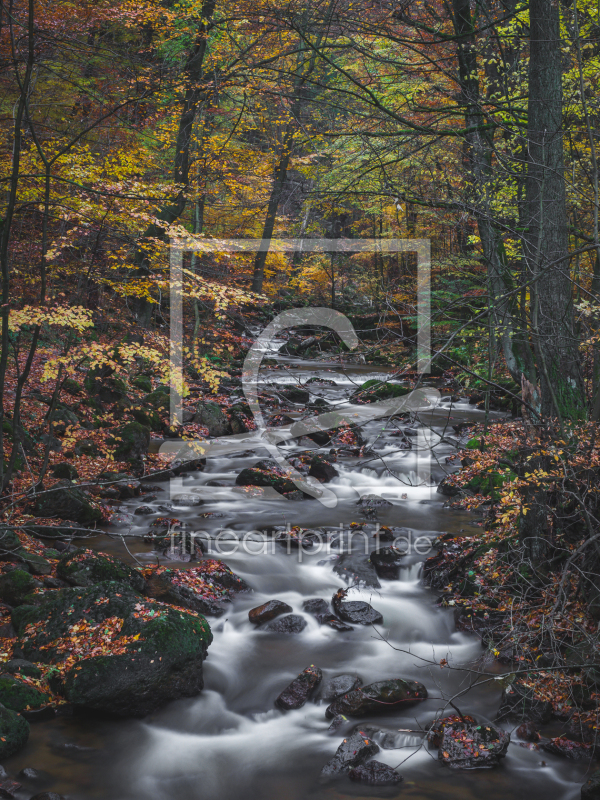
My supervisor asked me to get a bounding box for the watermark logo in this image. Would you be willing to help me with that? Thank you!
[161,238,436,507]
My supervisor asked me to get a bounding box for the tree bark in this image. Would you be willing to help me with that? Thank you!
[524,0,585,419]
[134,0,216,326]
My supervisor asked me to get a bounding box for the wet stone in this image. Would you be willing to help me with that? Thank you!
[0,780,21,798]
[302,598,330,617]
[430,716,510,769]
[321,675,362,702]
[266,614,307,634]
[321,730,380,776]
[17,768,39,779]
[369,547,404,580]
[328,714,350,734]
[541,737,593,760]
[325,679,428,719]
[333,554,381,589]
[317,615,353,632]
[582,769,600,799]
[349,760,403,785]
[249,600,293,626]
[29,795,65,800]
[275,665,322,710]
[332,590,383,626]
[357,494,392,513]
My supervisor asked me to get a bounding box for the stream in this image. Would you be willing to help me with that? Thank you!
[4,353,592,800]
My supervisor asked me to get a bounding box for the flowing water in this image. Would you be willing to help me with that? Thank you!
[5,356,592,799]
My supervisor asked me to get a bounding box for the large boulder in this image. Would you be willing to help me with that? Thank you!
[0,703,29,759]
[236,460,297,495]
[542,737,593,760]
[349,761,402,785]
[369,547,404,580]
[428,715,510,769]
[582,769,600,798]
[333,553,381,589]
[308,455,338,483]
[109,422,150,462]
[325,679,428,719]
[0,570,42,606]
[193,401,231,437]
[0,529,22,559]
[321,674,362,702]
[0,674,51,713]
[321,730,379,776]
[143,561,250,617]
[33,481,102,525]
[332,589,383,625]
[278,386,310,405]
[57,549,146,593]
[351,380,411,403]
[275,665,322,710]
[497,681,553,724]
[12,580,212,717]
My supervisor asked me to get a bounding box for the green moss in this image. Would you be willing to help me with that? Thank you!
[142,390,170,409]
[57,549,146,592]
[0,675,51,712]
[466,437,484,450]
[0,703,29,758]
[356,380,411,401]
[0,570,40,606]
[133,376,152,392]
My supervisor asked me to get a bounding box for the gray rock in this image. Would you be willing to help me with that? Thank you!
[275,665,322,710]
[325,679,428,719]
[321,731,379,776]
[321,674,362,702]
[349,760,402,785]
[266,614,307,634]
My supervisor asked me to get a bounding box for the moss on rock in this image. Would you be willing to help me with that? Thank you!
[57,549,146,592]
[0,703,29,758]
[0,675,51,713]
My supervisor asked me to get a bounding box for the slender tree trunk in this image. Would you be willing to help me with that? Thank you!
[134,0,216,326]
[524,0,585,419]
[0,0,35,488]
[251,119,295,293]
[452,0,534,390]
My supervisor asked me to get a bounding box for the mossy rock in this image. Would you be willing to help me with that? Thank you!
[12,581,212,717]
[192,401,231,437]
[352,380,411,403]
[17,551,53,576]
[48,407,79,437]
[63,378,84,395]
[0,529,23,557]
[132,376,152,393]
[5,659,42,678]
[466,437,484,450]
[33,480,101,525]
[108,422,150,461]
[131,407,162,429]
[235,459,297,494]
[278,386,310,404]
[467,470,517,501]
[0,674,51,713]
[57,549,146,592]
[0,703,29,758]
[0,570,42,606]
[51,463,79,480]
[142,390,170,410]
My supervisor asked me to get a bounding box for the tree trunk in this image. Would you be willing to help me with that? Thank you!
[134,0,216,326]
[524,0,585,418]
